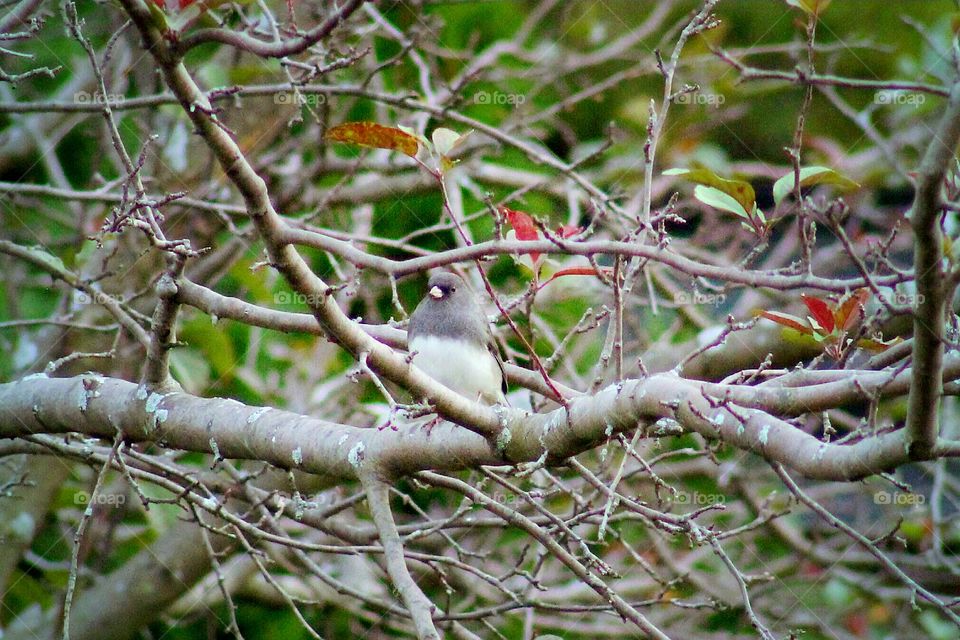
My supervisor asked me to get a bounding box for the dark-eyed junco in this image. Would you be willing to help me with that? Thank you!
[407,272,507,405]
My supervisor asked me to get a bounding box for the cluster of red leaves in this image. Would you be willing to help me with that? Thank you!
[757,289,897,358]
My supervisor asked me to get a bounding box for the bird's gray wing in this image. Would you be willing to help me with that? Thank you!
[487,329,510,404]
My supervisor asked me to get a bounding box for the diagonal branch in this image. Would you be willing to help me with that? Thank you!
[118,0,505,440]
[172,0,364,57]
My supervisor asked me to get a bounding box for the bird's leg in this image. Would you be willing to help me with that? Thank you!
[378,402,435,431]
[422,415,443,435]
[377,417,400,431]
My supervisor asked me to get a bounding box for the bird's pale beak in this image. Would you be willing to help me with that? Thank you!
[429,286,443,299]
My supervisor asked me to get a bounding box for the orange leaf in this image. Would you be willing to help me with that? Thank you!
[551,266,599,277]
[325,122,420,158]
[501,206,541,265]
[756,310,813,335]
[834,288,870,331]
[801,294,835,333]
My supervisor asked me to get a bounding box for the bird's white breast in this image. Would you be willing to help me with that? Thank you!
[408,335,503,404]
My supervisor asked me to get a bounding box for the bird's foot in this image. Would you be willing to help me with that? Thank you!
[422,415,443,436]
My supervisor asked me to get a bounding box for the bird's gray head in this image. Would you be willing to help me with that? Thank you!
[409,272,485,342]
[425,272,465,302]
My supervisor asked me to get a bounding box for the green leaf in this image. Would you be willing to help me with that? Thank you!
[147,1,169,30]
[431,128,460,156]
[664,166,756,214]
[784,0,831,15]
[24,245,66,274]
[432,128,473,172]
[169,349,210,394]
[919,610,960,640]
[693,185,750,219]
[179,316,236,381]
[822,578,853,607]
[773,166,859,205]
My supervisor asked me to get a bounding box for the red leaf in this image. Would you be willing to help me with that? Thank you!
[834,288,870,331]
[556,224,582,238]
[325,122,420,158]
[502,207,538,241]
[540,266,612,288]
[756,310,814,335]
[843,612,869,636]
[801,294,835,333]
[179,0,194,7]
[501,206,541,265]
[799,561,824,577]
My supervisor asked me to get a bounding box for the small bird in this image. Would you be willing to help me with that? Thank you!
[407,272,507,405]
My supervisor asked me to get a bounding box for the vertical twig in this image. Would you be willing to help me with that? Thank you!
[62,434,123,640]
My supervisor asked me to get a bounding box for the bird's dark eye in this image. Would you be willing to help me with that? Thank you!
[451,286,456,292]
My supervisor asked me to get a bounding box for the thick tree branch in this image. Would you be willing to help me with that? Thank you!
[906,81,960,458]
[3,372,957,482]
